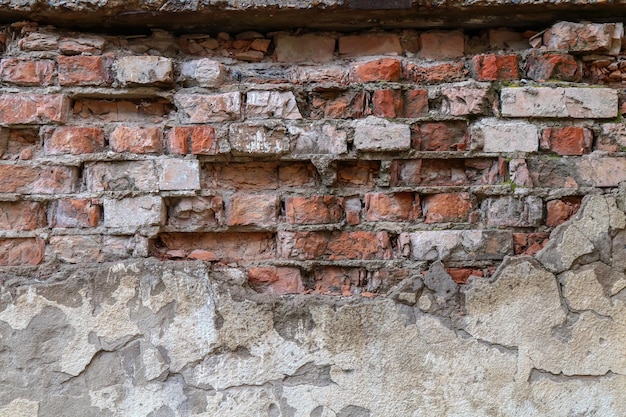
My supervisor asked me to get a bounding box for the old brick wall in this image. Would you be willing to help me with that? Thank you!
[2,15,626,416]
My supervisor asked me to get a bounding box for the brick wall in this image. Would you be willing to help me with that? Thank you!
[1,21,624,295]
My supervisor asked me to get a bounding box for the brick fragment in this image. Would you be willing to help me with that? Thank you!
[285,195,344,224]
[116,56,173,86]
[447,268,484,285]
[441,83,490,116]
[412,121,469,151]
[229,123,289,155]
[403,230,512,261]
[336,160,380,187]
[365,193,420,221]
[501,87,618,118]
[178,59,225,87]
[371,89,402,118]
[175,92,242,123]
[0,165,77,193]
[104,196,164,228]
[110,126,162,154]
[0,58,54,86]
[19,32,58,51]
[310,90,369,119]
[59,35,105,55]
[350,58,402,83]
[0,201,46,230]
[353,117,411,152]
[278,231,392,260]
[167,196,223,229]
[248,266,305,294]
[546,197,582,227]
[45,127,105,155]
[58,55,108,86]
[525,51,581,82]
[49,235,136,263]
[338,33,402,57]
[541,127,592,156]
[279,162,319,188]
[226,194,279,227]
[472,54,519,81]
[159,159,200,190]
[51,199,100,228]
[0,238,45,266]
[155,232,275,261]
[245,91,301,119]
[274,34,336,63]
[423,193,471,223]
[312,267,363,296]
[482,196,543,227]
[544,21,623,55]
[419,31,464,60]
[513,232,549,256]
[0,94,69,124]
[85,161,157,192]
[391,159,502,187]
[403,89,429,117]
[472,119,538,152]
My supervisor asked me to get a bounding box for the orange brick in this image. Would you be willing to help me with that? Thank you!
[285,195,344,224]
[278,231,392,260]
[336,161,380,187]
[0,238,45,266]
[472,54,519,81]
[0,201,46,231]
[404,61,467,84]
[365,193,421,221]
[0,94,69,124]
[226,194,278,227]
[423,193,472,223]
[52,199,101,228]
[45,127,105,155]
[546,197,582,227]
[0,165,77,193]
[541,127,592,156]
[412,121,469,151]
[110,126,162,154]
[168,126,217,155]
[351,58,401,83]
[0,58,54,86]
[248,266,305,294]
[58,55,108,86]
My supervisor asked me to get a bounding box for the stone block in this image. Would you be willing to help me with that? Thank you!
[353,117,411,152]
[442,82,491,116]
[229,122,289,155]
[116,56,173,85]
[104,196,165,228]
[167,196,223,229]
[85,161,158,192]
[245,91,302,119]
[158,159,200,190]
[178,58,225,87]
[412,121,469,151]
[471,119,538,152]
[482,196,543,227]
[403,230,512,261]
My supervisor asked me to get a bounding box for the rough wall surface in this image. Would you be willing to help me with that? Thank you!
[1,12,626,416]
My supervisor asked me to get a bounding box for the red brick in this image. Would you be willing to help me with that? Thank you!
[423,193,472,223]
[372,89,402,118]
[0,165,77,193]
[541,127,592,156]
[45,127,105,155]
[0,58,54,86]
[58,55,108,86]
[285,195,344,224]
[336,161,380,187]
[51,199,100,228]
[513,232,549,256]
[0,238,45,266]
[0,129,39,160]
[0,201,46,231]
[412,121,469,151]
[351,58,401,83]
[419,31,464,60]
[167,196,223,229]
[154,232,275,262]
[278,231,392,260]
[248,266,305,294]
[110,126,162,154]
[205,162,278,190]
[447,268,484,285]
[338,34,402,57]
[312,267,364,296]
[0,94,69,124]
[404,62,467,84]
[226,194,278,227]
[403,89,429,117]
[526,51,581,82]
[546,197,582,227]
[273,34,336,63]
[472,54,519,81]
[391,159,501,187]
[310,90,369,119]
[279,162,319,188]
[365,193,421,222]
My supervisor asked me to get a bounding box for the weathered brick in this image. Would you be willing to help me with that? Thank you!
[419,31,464,60]
[293,66,348,84]
[365,193,420,221]
[350,58,402,83]
[0,58,54,86]
[0,94,69,124]
[0,201,46,230]
[371,89,402,118]
[73,98,172,123]
[403,89,429,117]
[546,197,582,227]
[285,195,344,224]
[544,21,623,55]
[0,238,45,266]
[290,123,348,154]
[541,127,592,156]
[509,159,533,188]
[513,232,549,256]
[402,230,512,261]
[391,159,502,186]
[274,34,336,63]
[423,193,471,223]
[159,159,200,190]
[472,119,538,152]
[51,199,100,228]
[245,91,301,119]
[472,54,519,81]
[597,123,626,152]
[59,35,105,55]
[85,161,157,192]
[116,56,173,86]
[526,158,581,188]
[412,121,469,151]
[104,196,164,228]
[204,162,278,190]
[229,122,289,155]
[278,231,392,260]
[44,127,105,155]
[18,32,58,51]
[175,92,242,123]
[404,61,467,84]
[578,156,626,187]
[49,235,136,264]
[0,165,77,193]
[310,90,369,119]
[178,59,225,87]
[345,197,362,225]
[353,117,411,152]
[482,196,543,227]
[0,129,39,160]
[525,51,581,82]
[110,126,162,154]
[167,125,218,155]
[336,160,380,187]
[312,267,363,296]
[58,55,108,86]
[155,232,276,261]
[167,196,223,230]
[441,83,490,116]
[447,268,484,285]
[226,194,279,227]
[501,87,618,118]
[488,29,525,50]
[338,33,402,57]
[279,162,319,188]
[248,266,305,294]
